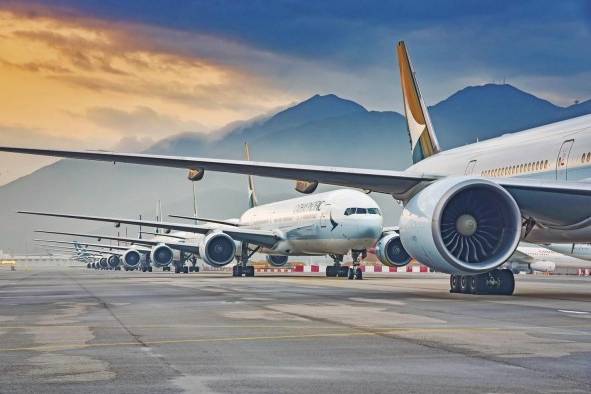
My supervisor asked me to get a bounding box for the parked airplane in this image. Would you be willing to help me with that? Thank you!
[3,42,591,294]
[506,244,591,273]
[543,243,591,261]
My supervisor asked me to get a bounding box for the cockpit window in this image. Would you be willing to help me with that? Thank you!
[356,208,367,214]
[367,208,380,215]
[344,208,355,216]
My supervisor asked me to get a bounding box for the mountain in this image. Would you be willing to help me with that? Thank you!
[1,85,590,253]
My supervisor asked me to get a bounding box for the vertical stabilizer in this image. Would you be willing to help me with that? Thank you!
[244,143,258,208]
[397,41,440,163]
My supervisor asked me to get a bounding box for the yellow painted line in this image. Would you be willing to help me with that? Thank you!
[0,327,501,353]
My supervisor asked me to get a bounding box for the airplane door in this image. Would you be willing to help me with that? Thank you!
[556,139,574,180]
[464,160,477,175]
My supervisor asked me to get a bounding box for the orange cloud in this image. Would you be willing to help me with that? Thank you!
[0,8,296,185]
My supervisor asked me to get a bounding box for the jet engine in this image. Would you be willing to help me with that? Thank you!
[200,231,236,267]
[150,244,174,268]
[375,232,411,267]
[122,249,142,269]
[399,177,521,275]
[266,255,289,267]
[107,255,121,269]
[99,257,109,269]
[529,261,556,273]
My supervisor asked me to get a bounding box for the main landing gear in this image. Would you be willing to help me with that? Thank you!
[450,269,515,295]
[232,244,259,277]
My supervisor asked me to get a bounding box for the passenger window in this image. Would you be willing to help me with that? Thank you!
[356,208,367,214]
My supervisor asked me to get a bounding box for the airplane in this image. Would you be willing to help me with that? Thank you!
[506,243,591,274]
[543,243,591,261]
[3,41,591,294]
[36,241,115,269]
[20,144,392,279]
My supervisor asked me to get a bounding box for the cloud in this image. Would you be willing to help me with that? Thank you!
[85,106,207,135]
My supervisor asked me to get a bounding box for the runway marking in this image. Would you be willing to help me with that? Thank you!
[558,310,589,315]
[0,327,502,353]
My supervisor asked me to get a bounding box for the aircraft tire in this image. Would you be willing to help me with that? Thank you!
[183,266,189,274]
[355,268,363,280]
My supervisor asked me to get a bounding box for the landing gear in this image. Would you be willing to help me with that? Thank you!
[450,269,515,295]
[188,256,199,272]
[326,254,348,277]
[348,250,364,280]
[232,244,259,277]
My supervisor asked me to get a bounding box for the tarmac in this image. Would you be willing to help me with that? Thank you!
[0,268,590,393]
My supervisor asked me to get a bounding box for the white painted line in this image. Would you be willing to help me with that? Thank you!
[558,309,590,315]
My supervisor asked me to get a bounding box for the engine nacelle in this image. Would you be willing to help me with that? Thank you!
[99,257,108,269]
[107,255,121,269]
[399,177,521,275]
[266,255,289,267]
[122,249,142,269]
[375,232,411,267]
[200,231,236,267]
[150,244,174,267]
[530,260,556,273]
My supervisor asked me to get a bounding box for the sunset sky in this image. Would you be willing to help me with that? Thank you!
[0,1,590,185]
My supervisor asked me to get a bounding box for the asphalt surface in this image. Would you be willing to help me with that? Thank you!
[0,268,590,393]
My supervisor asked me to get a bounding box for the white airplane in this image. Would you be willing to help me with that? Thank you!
[507,244,591,273]
[19,144,390,279]
[3,41,591,294]
[543,243,591,261]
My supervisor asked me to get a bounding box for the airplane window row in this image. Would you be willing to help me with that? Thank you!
[482,160,549,177]
[344,208,381,216]
[581,152,591,163]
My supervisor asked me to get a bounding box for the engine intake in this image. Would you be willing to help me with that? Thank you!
[99,257,108,269]
[200,232,236,267]
[150,244,174,267]
[107,255,121,269]
[375,233,411,267]
[266,255,289,267]
[122,249,142,269]
[399,177,521,274]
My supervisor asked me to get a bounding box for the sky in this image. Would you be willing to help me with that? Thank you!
[0,0,590,185]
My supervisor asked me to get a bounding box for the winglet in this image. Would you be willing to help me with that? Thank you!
[244,143,258,208]
[397,41,440,163]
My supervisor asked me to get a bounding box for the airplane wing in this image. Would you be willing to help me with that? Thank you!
[23,211,279,248]
[507,248,535,264]
[34,238,150,252]
[0,147,430,196]
[35,230,199,253]
[4,147,591,228]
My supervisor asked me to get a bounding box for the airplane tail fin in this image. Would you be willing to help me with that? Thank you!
[397,41,440,164]
[244,143,258,208]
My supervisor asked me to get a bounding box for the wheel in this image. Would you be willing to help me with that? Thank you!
[189,266,194,272]
[148,267,153,272]
[449,275,459,293]
[355,268,363,280]
[326,266,337,277]
[469,275,478,294]
[233,265,243,277]
[499,269,515,295]
[245,266,255,277]
[194,266,199,273]
[339,266,350,278]
[460,276,469,293]
[183,266,189,274]
[174,265,180,274]
[347,267,355,280]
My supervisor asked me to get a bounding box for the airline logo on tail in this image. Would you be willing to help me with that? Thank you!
[244,143,258,209]
[397,41,440,164]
